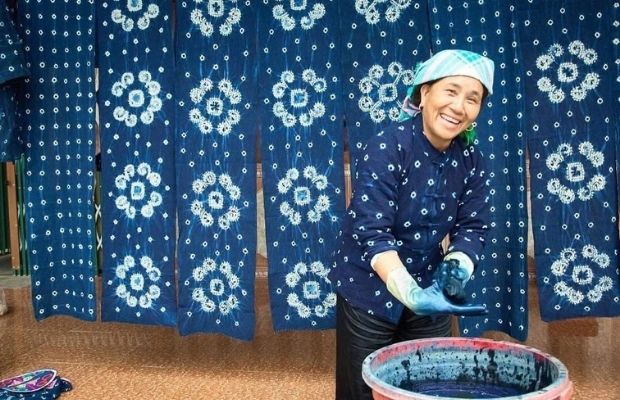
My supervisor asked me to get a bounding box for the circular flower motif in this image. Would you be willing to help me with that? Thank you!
[285,261,336,319]
[550,244,613,307]
[272,69,327,128]
[189,78,242,136]
[190,171,241,230]
[189,258,240,315]
[111,1,160,32]
[115,255,161,309]
[545,142,606,204]
[278,166,331,225]
[190,0,241,37]
[535,40,600,103]
[272,0,326,31]
[114,163,163,219]
[112,71,164,127]
[358,62,415,123]
[355,0,411,24]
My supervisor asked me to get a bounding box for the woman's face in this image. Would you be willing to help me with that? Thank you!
[419,76,484,151]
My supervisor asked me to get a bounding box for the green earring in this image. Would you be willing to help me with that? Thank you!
[459,125,477,146]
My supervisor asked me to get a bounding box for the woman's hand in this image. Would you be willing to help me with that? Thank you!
[435,252,476,302]
[386,266,487,316]
[434,259,469,303]
[406,280,487,316]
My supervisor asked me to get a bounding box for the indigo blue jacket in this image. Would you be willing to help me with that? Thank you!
[329,117,491,323]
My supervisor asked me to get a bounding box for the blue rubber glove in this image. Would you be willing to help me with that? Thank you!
[386,267,487,316]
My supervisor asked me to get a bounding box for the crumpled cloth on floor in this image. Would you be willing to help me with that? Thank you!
[0,369,72,399]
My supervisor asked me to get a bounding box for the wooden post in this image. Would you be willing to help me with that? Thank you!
[5,162,20,272]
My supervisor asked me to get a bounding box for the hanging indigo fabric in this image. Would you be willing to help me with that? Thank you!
[0,87,20,161]
[614,3,620,215]
[519,0,620,321]
[258,0,345,331]
[175,1,258,340]
[428,0,529,341]
[338,1,431,174]
[98,0,177,326]
[0,1,27,161]
[16,1,97,320]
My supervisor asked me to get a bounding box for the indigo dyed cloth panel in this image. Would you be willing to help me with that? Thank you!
[0,1,27,161]
[0,1,25,86]
[518,0,620,321]
[614,3,620,214]
[338,1,431,173]
[257,0,345,331]
[429,1,529,341]
[98,0,177,326]
[0,85,20,161]
[16,1,97,320]
[175,1,258,340]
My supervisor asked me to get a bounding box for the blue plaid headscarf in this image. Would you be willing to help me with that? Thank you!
[412,49,494,95]
[399,49,495,145]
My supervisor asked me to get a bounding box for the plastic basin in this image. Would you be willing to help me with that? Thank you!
[362,337,573,400]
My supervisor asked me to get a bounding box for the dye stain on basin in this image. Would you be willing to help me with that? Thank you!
[362,338,573,400]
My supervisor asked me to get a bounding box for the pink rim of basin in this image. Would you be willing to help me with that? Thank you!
[362,337,573,400]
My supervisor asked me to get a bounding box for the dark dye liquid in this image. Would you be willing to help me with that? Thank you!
[398,380,526,399]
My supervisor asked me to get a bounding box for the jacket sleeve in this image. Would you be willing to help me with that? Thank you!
[447,148,491,266]
[348,131,405,263]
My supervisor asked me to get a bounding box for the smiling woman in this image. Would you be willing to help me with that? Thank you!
[328,49,496,400]
[418,76,485,151]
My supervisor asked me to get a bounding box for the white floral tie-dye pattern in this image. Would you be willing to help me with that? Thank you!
[113,163,163,219]
[186,258,246,321]
[111,0,160,32]
[277,166,332,225]
[546,245,613,310]
[354,0,412,25]
[110,71,164,127]
[189,78,242,136]
[189,171,242,230]
[358,62,415,123]
[190,0,242,37]
[535,40,600,104]
[114,255,163,317]
[272,0,326,31]
[272,69,327,128]
[545,142,606,204]
[282,261,336,321]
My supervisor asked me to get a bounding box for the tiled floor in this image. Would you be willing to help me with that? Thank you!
[1,262,619,399]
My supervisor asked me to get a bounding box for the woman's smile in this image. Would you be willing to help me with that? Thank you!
[440,114,460,124]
